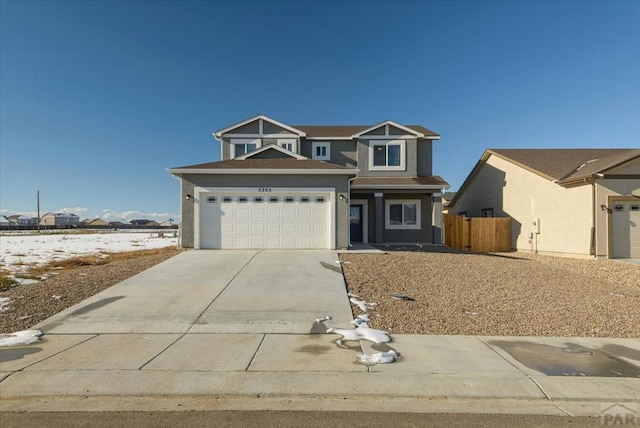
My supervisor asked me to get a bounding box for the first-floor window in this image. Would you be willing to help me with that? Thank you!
[385,200,420,229]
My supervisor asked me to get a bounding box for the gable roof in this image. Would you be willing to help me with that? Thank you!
[448,148,640,208]
[488,148,640,184]
[212,115,439,140]
[214,114,306,137]
[235,143,306,160]
[293,124,439,139]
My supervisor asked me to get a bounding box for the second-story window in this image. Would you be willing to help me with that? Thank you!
[312,142,330,161]
[277,138,297,152]
[369,140,405,171]
[231,138,260,158]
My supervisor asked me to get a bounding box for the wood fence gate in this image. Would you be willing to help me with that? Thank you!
[444,214,512,253]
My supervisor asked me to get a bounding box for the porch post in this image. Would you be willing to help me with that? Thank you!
[432,193,443,244]
[374,192,384,244]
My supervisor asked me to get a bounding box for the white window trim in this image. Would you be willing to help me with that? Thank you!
[277,138,297,153]
[230,138,261,159]
[369,140,406,171]
[312,142,331,161]
[385,199,421,230]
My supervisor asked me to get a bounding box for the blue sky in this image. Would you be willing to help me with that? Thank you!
[1,1,638,222]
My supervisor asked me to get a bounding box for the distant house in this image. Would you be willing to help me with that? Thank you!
[16,215,38,226]
[447,148,640,259]
[40,212,80,227]
[130,219,151,225]
[159,220,175,227]
[442,192,456,215]
[0,216,16,227]
[108,221,126,227]
[81,218,109,227]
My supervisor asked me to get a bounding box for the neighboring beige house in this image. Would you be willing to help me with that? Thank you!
[168,114,449,250]
[447,148,640,259]
[40,212,80,227]
[81,218,109,226]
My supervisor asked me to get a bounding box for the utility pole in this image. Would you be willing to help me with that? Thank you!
[37,190,40,233]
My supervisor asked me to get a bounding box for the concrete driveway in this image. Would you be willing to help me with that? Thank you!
[37,250,354,334]
[2,249,638,416]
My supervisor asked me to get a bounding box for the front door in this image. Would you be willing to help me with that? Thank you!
[350,204,363,242]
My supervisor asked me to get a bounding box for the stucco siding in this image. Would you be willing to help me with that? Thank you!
[179,174,350,249]
[299,139,357,167]
[383,194,433,243]
[451,155,593,256]
[417,140,433,176]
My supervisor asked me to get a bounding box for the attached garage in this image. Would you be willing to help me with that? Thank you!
[611,201,640,258]
[198,190,333,249]
[168,145,357,250]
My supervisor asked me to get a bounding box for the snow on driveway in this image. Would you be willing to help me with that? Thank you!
[0,232,178,275]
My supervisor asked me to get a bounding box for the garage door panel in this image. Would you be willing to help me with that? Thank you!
[267,223,281,233]
[236,223,250,233]
[251,209,265,219]
[612,202,640,258]
[299,223,312,233]
[267,209,281,219]
[282,209,296,219]
[200,192,331,249]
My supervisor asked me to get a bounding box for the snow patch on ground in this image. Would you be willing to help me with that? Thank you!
[0,329,44,347]
[0,232,177,275]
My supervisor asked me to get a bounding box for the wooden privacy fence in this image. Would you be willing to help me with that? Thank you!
[444,214,512,253]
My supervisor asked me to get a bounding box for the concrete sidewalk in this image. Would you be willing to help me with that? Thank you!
[1,250,638,416]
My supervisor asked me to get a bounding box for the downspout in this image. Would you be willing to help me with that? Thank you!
[171,173,183,250]
[585,177,596,257]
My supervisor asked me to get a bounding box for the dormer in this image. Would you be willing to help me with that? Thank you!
[214,115,306,160]
[353,120,439,177]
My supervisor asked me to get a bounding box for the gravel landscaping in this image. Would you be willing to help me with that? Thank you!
[1,246,638,338]
[340,247,640,338]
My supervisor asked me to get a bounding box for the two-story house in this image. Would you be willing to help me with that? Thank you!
[168,115,449,249]
[40,212,80,227]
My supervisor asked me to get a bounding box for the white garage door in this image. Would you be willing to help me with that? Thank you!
[200,191,332,249]
[612,202,640,258]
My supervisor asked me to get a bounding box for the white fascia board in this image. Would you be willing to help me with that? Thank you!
[214,115,306,138]
[352,120,424,138]
[351,184,447,190]
[222,133,302,138]
[305,136,353,140]
[363,135,421,140]
[168,168,359,175]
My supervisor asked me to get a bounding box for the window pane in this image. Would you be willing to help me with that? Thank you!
[389,204,403,225]
[235,144,246,156]
[247,143,257,152]
[373,145,387,166]
[388,145,401,166]
[403,204,417,225]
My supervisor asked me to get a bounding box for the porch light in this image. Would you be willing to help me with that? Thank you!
[185,194,193,201]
